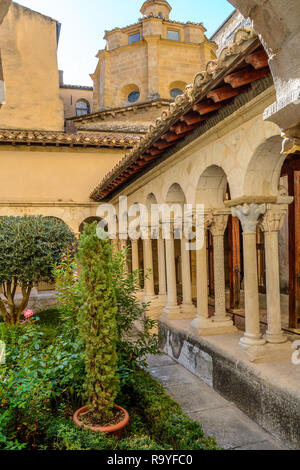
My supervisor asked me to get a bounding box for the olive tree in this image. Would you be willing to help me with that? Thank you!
[0,215,76,325]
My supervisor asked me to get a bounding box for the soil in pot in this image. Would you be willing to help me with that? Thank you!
[80,408,125,428]
[73,405,129,439]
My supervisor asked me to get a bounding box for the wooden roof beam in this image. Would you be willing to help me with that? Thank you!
[245,49,269,70]
[224,67,269,88]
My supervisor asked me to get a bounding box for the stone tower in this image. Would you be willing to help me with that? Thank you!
[70,1,217,137]
[140,0,172,19]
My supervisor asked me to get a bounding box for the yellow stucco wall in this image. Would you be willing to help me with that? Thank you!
[0,3,64,130]
[60,87,93,119]
[0,146,124,203]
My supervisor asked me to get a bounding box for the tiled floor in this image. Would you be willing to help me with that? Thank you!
[147,354,288,450]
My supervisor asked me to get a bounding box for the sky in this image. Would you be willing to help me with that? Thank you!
[17,0,235,86]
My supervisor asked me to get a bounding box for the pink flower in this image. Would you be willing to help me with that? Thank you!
[23,309,34,319]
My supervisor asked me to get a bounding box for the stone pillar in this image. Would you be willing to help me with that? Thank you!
[163,228,180,319]
[190,229,210,331]
[232,204,267,348]
[119,235,128,274]
[191,213,236,335]
[209,214,231,323]
[259,206,288,343]
[111,237,119,255]
[131,239,139,272]
[143,237,156,300]
[157,236,167,302]
[180,234,196,317]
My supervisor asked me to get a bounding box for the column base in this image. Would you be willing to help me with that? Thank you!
[144,296,164,321]
[239,340,292,363]
[264,331,287,344]
[135,290,145,301]
[162,305,181,320]
[239,334,266,349]
[156,294,168,305]
[190,316,238,336]
[180,303,197,319]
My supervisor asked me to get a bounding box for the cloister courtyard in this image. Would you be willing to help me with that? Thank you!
[0,0,300,455]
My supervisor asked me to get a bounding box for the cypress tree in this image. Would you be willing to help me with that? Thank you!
[77,222,119,423]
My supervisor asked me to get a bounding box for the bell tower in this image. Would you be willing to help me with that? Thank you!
[140,0,172,20]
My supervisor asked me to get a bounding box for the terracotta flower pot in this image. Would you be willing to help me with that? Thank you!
[73,405,129,439]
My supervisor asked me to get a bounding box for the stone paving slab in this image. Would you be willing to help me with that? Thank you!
[147,354,288,450]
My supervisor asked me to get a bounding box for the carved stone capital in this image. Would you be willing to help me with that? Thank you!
[231,203,266,233]
[259,206,287,233]
[209,214,229,237]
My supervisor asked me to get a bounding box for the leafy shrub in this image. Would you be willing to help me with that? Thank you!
[44,418,117,451]
[77,223,119,422]
[0,216,76,324]
[111,245,160,379]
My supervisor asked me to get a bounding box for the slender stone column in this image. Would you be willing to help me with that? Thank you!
[191,212,237,335]
[209,214,231,322]
[157,236,167,301]
[163,228,180,319]
[131,239,139,272]
[111,237,119,255]
[232,204,266,348]
[143,237,155,299]
[260,206,288,343]
[180,234,196,317]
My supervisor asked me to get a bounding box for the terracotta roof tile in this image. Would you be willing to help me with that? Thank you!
[0,129,139,148]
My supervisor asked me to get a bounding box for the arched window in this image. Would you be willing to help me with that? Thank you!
[128,91,140,103]
[158,12,163,18]
[75,99,90,117]
[170,88,183,99]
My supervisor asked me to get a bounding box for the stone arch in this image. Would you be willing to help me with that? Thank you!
[119,83,141,105]
[165,183,186,204]
[196,165,228,209]
[79,216,103,234]
[169,81,187,99]
[243,135,285,197]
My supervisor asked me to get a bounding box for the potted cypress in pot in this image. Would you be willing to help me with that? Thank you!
[73,223,129,437]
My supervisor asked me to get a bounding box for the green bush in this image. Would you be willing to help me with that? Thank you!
[0,216,76,324]
[77,223,119,423]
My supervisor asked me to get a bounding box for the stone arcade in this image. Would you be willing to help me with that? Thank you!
[90,3,300,448]
[0,0,299,449]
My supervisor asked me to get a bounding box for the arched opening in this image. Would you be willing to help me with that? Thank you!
[146,193,160,295]
[120,84,141,105]
[243,136,299,333]
[79,216,103,234]
[280,152,300,329]
[75,99,90,117]
[196,166,242,319]
[165,183,187,304]
[169,81,187,100]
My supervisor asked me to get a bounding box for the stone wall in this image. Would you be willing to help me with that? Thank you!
[0,3,64,130]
